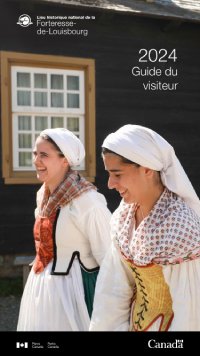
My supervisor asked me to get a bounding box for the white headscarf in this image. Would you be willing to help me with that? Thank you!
[102,124,200,217]
[40,128,85,167]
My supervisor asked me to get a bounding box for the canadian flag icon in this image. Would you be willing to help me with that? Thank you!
[16,342,28,348]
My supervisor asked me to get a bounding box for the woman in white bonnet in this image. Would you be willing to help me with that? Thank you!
[17,128,111,331]
[90,124,200,331]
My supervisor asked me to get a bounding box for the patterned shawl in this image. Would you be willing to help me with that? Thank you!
[112,188,200,266]
[38,170,96,217]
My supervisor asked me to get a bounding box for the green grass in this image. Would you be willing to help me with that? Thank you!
[0,277,23,297]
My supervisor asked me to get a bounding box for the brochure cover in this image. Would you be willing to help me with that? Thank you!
[0,0,200,350]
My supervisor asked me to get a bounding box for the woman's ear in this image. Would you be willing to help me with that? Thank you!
[63,157,70,168]
[143,167,154,177]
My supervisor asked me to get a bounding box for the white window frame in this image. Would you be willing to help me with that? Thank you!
[11,67,85,114]
[12,66,85,170]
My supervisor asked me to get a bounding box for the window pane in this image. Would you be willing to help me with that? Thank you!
[51,93,63,107]
[34,74,47,88]
[34,92,47,107]
[17,73,30,88]
[67,117,79,131]
[35,116,48,130]
[19,134,32,148]
[51,117,64,128]
[67,76,79,90]
[67,94,79,108]
[19,152,32,167]
[17,91,31,105]
[35,133,40,141]
[18,116,31,130]
[51,75,63,89]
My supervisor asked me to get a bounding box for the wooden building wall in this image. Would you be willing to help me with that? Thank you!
[0,0,200,254]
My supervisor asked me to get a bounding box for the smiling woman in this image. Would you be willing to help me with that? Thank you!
[33,135,68,194]
[17,128,111,331]
[102,147,163,228]
[90,124,200,332]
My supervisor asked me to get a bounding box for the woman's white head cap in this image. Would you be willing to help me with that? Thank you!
[40,128,85,167]
[102,124,200,216]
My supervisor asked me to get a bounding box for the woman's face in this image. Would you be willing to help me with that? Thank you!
[33,136,69,192]
[103,153,147,204]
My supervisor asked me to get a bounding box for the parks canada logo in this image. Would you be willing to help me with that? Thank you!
[17,14,33,27]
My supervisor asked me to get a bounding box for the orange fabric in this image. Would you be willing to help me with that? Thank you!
[33,211,56,274]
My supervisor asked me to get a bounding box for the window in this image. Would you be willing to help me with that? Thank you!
[1,51,96,183]
[12,67,85,171]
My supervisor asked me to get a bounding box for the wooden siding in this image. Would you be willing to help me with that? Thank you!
[0,0,200,254]
[37,0,200,22]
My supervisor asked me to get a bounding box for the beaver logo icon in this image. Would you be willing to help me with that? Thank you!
[17,14,33,27]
